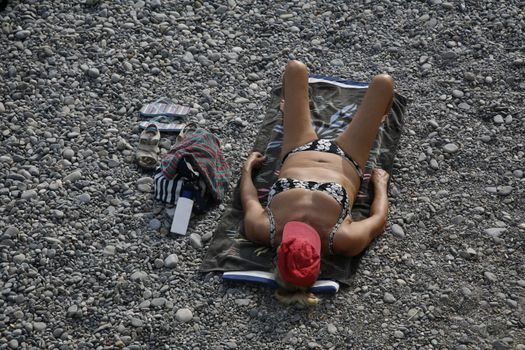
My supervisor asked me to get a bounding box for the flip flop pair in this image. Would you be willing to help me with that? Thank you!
[136,124,161,169]
[139,98,190,119]
[139,98,190,133]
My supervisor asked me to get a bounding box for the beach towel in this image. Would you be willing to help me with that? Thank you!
[200,75,407,285]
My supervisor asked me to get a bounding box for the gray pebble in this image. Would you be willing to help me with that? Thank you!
[131,318,143,327]
[164,254,179,268]
[430,159,439,169]
[130,271,149,282]
[139,300,150,309]
[149,218,162,231]
[484,228,506,238]
[63,148,75,160]
[330,58,344,66]
[78,193,91,203]
[235,298,250,306]
[53,328,64,338]
[464,72,476,81]
[443,143,459,153]
[458,102,470,110]
[225,341,237,349]
[494,115,504,124]
[189,233,202,249]
[4,226,19,237]
[150,0,161,9]
[64,170,82,182]
[151,297,167,307]
[428,119,439,128]
[175,308,193,322]
[137,183,152,192]
[8,339,19,349]
[247,73,260,81]
[492,340,510,350]
[383,292,396,303]
[67,305,81,318]
[201,231,213,242]
[16,30,30,40]
[87,67,100,78]
[485,187,498,194]
[183,52,194,63]
[460,287,472,297]
[497,186,513,195]
[407,308,419,318]
[103,245,116,256]
[452,89,464,98]
[394,330,404,339]
[391,224,405,238]
[137,177,153,185]
[154,258,164,269]
[33,322,47,331]
[483,271,497,282]
[111,73,122,83]
[327,323,337,334]
[13,254,26,264]
[21,189,38,200]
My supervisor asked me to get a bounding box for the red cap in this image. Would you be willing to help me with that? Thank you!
[277,221,321,288]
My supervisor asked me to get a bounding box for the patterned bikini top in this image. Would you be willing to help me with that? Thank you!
[266,177,350,255]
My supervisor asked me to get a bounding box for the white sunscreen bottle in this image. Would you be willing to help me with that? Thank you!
[170,190,194,235]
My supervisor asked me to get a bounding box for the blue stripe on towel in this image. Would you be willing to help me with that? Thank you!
[308,74,369,88]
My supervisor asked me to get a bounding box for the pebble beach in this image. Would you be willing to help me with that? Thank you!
[0,0,524,349]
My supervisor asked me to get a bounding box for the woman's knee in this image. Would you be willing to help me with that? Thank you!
[285,60,309,76]
[370,74,394,92]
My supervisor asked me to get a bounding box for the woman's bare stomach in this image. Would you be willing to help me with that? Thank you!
[279,151,361,196]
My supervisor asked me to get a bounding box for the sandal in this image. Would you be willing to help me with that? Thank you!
[138,115,187,133]
[136,124,161,169]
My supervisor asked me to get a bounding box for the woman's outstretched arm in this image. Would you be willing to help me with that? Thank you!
[240,152,271,246]
[334,169,390,256]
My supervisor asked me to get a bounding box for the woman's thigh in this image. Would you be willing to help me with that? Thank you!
[335,74,394,171]
[280,61,318,158]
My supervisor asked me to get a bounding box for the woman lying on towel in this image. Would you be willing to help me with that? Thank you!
[240,60,393,305]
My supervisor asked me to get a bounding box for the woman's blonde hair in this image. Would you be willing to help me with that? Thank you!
[273,269,319,306]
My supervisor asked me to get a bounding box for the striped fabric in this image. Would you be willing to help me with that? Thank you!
[160,129,231,204]
[140,102,190,117]
[154,171,185,204]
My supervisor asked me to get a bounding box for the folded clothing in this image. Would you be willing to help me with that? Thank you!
[160,129,231,206]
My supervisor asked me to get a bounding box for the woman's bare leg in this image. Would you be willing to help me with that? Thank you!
[280,60,318,159]
[335,74,394,171]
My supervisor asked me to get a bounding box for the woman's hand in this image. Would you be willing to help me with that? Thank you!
[242,152,266,174]
[371,168,390,190]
